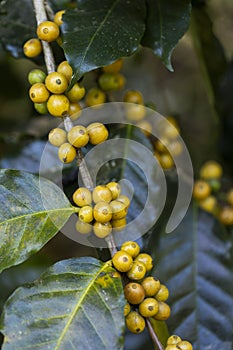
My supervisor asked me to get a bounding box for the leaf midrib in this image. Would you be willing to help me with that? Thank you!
[54,261,110,350]
[0,207,75,226]
[76,0,120,77]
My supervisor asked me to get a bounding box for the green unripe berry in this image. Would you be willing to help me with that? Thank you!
[125,311,145,334]
[34,102,48,114]
[112,251,133,273]
[121,241,140,258]
[58,142,76,163]
[48,128,67,147]
[138,297,159,317]
[28,69,46,85]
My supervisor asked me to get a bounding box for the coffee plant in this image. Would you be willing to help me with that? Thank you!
[0,0,232,349]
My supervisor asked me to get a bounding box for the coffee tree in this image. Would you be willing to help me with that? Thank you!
[0,0,232,349]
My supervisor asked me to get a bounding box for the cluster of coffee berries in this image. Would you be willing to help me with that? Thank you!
[193,160,233,226]
[153,116,183,170]
[28,60,85,118]
[73,183,130,238]
[112,241,170,334]
[165,335,193,350]
[23,10,64,58]
[48,122,108,163]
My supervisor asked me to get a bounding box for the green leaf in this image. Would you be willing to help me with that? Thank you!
[0,0,36,58]
[0,257,125,350]
[154,204,233,348]
[0,169,75,273]
[61,0,146,82]
[149,319,169,347]
[142,0,191,71]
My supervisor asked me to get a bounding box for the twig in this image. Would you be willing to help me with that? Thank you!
[32,0,56,73]
[146,319,164,350]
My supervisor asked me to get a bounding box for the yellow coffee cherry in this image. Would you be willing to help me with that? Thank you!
[48,128,67,147]
[112,251,133,273]
[165,346,177,350]
[117,195,130,210]
[153,301,171,321]
[121,241,140,258]
[93,202,112,223]
[66,83,85,102]
[176,340,193,350]
[23,38,42,58]
[58,142,76,163]
[193,180,211,200]
[124,302,131,317]
[134,253,153,272]
[141,276,161,297]
[98,73,125,91]
[29,83,50,103]
[124,282,145,304]
[155,284,169,302]
[75,219,92,235]
[137,120,152,137]
[126,104,146,121]
[227,189,233,206]
[37,21,60,42]
[102,58,123,74]
[138,297,159,317]
[200,161,223,180]
[111,218,127,231]
[106,182,121,200]
[127,261,147,280]
[67,125,89,148]
[168,140,183,157]
[167,335,182,345]
[154,138,169,153]
[54,10,65,26]
[86,122,109,145]
[110,200,128,220]
[47,94,70,117]
[125,311,145,334]
[198,195,217,214]
[78,205,93,223]
[57,61,73,82]
[68,102,82,120]
[45,72,68,94]
[93,221,112,238]
[73,187,92,207]
[218,206,233,226]
[124,90,144,104]
[163,123,180,139]
[92,185,112,203]
[85,87,106,107]
[159,153,174,169]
